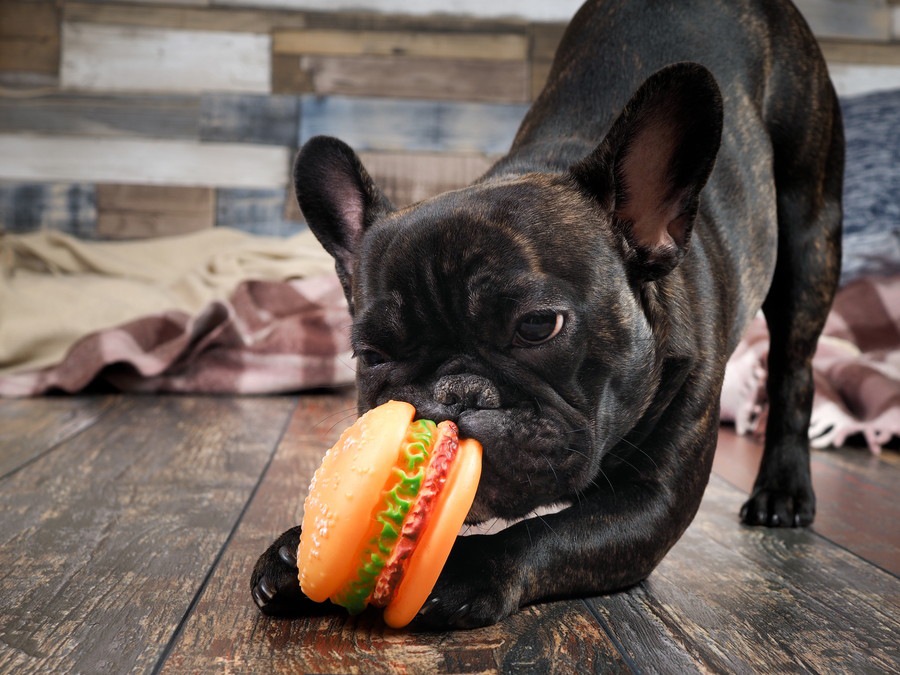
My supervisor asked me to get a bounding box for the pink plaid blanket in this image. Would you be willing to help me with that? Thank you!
[721,274,900,454]
[0,274,354,397]
[0,228,354,396]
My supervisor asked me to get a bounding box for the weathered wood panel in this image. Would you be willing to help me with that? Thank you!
[299,95,527,154]
[591,476,900,673]
[87,0,209,7]
[211,0,581,23]
[0,92,299,145]
[199,93,300,146]
[158,393,630,674]
[284,151,493,218]
[0,1,60,75]
[277,54,530,103]
[357,151,493,207]
[272,54,312,94]
[0,181,96,237]
[95,184,215,239]
[0,397,116,479]
[0,135,290,189]
[0,395,298,674]
[216,187,306,236]
[795,0,892,41]
[273,28,528,60]
[821,39,900,65]
[64,2,308,33]
[0,93,200,140]
[529,23,566,98]
[60,22,271,94]
[828,62,900,96]
[298,8,530,35]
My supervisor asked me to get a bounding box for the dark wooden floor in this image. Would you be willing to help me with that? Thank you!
[0,392,897,674]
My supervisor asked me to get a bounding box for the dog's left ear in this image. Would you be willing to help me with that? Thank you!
[571,62,723,280]
[293,136,394,309]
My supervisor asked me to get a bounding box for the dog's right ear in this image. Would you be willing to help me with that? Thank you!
[570,63,723,281]
[293,136,393,307]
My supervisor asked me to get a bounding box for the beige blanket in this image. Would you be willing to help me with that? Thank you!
[0,228,336,376]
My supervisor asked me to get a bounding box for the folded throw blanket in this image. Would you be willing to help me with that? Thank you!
[0,228,353,395]
[721,274,900,454]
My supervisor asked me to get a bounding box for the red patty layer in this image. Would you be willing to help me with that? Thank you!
[370,420,460,607]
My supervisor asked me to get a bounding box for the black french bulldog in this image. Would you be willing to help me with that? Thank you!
[252,0,843,629]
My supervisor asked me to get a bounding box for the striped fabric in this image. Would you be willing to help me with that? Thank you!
[721,274,900,454]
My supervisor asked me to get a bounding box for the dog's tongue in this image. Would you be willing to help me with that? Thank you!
[458,501,571,537]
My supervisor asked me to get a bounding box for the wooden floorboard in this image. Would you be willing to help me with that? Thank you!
[713,427,900,575]
[0,393,897,673]
[0,395,116,478]
[160,392,629,674]
[0,395,297,674]
[592,477,900,673]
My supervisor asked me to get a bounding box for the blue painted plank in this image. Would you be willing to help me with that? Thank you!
[199,93,300,146]
[0,181,96,238]
[299,95,527,154]
[215,188,306,237]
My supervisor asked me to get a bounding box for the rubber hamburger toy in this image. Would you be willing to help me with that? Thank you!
[298,400,483,628]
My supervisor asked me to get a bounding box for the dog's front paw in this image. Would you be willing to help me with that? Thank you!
[740,481,815,528]
[412,534,522,630]
[250,526,329,617]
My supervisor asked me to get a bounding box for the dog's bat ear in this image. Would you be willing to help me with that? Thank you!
[293,136,394,307]
[570,62,723,281]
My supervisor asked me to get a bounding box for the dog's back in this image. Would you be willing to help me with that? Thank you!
[491,0,842,351]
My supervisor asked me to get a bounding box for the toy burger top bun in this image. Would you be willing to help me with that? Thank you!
[297,400,482,628]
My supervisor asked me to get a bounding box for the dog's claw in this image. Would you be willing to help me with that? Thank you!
[740,487,815,528]
[252,575,277,608]
[278,544,297,567]
[250,526,325,618]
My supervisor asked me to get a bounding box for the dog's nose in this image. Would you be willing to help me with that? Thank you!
[432,374,501,411]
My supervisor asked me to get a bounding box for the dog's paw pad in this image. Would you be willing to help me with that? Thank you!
[740,488,815,528]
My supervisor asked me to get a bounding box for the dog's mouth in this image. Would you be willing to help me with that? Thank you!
[458,500,571,537]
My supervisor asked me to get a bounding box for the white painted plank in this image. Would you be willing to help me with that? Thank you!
[61,22,271,94]
[84,0,209,5]
[211,0,583,22]
[0,135,289,189]
[828,63,900,96]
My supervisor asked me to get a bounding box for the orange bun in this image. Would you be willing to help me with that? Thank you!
[297,400,482,628]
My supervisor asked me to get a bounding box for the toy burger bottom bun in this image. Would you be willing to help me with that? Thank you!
[297,400,483,628]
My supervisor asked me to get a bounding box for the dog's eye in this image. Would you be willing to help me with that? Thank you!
[355,349,389,367]
[514,311,564,346]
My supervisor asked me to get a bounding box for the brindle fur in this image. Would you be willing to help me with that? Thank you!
[251,0,842,628]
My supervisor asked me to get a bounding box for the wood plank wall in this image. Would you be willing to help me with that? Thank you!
[1,0,899,240]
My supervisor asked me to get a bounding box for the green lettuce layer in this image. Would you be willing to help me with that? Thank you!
[333,419,435,614]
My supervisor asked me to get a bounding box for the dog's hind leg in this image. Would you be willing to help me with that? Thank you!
[741,85,844,527]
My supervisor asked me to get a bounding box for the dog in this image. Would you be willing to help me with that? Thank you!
[251,0,843,629]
